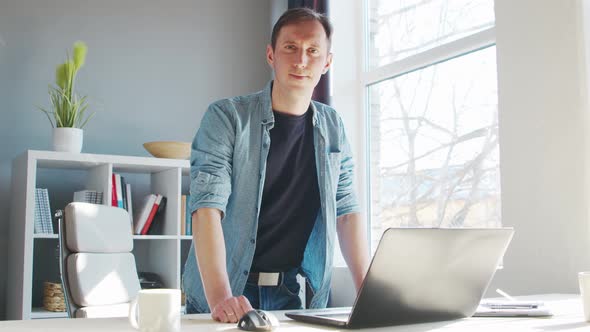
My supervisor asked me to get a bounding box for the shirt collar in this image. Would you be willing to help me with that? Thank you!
[260,80,319,126]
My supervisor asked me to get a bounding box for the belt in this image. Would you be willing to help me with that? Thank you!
[248,272,283,286]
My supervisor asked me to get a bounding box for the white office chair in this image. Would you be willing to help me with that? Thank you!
[58,202,141,318]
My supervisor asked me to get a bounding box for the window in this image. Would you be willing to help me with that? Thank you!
[368,0,495,67]
[365,0,501,252]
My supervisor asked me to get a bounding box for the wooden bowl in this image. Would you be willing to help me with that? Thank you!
[143,141,191,159]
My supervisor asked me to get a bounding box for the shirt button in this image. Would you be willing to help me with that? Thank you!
[250,238,255,244]
[243,270,248,276]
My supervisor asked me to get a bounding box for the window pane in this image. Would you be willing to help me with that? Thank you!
[368,46,500,252]
[368,0,495,68]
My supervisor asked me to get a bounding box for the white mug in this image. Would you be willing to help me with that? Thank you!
[129,289,181,332]
[579,272,590,322]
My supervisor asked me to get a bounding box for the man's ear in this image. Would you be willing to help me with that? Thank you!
[266,44,275,67]
[322,52,333,74]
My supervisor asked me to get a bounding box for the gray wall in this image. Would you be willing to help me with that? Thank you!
[0,0,271,319]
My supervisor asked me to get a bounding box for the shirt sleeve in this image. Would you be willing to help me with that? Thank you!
[336,117,360,217]
[189,102,234,218]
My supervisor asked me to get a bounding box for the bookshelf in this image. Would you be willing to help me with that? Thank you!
[7,150,192,320]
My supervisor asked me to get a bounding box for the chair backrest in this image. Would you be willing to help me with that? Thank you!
[58,202,141,318]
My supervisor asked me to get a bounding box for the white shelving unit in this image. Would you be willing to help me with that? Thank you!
[7,150,192,320]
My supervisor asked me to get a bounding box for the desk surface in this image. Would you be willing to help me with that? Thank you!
[1,294,588,331]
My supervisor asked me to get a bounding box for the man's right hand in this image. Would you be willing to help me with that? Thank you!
[211,295,253,323]
[192,208,252,323]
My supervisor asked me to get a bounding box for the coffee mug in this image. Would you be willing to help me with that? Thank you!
[579,272,590,322]
[129,289,181,332]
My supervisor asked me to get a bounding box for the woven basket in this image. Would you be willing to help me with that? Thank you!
[43,282,66,312]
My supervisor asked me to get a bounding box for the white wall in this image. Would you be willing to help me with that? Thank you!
[330,0,365,217]
[0,0,271,319]
[489,0,590,295]
[330,0,590,304]
[329,0,364,306]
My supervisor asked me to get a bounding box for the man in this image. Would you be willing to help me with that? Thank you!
[182,7,370,323]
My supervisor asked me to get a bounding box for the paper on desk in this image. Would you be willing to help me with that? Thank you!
[474,303,553,317]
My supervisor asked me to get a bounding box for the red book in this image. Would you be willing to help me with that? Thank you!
[140,195,162,235]
[133,194,156,234]
[111,174,118,207]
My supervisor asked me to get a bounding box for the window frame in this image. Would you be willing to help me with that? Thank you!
[360,0,498,251]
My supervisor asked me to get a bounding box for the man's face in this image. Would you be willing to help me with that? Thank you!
[267,20,332,94]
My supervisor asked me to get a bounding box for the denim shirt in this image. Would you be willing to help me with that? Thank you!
[182,81,359,312]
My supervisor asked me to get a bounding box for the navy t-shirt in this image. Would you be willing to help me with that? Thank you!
[251,108,320,272]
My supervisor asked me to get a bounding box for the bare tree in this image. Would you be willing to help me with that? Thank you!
[369,0,500,234]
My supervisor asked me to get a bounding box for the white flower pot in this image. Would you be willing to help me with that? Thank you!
[53,127,83,153]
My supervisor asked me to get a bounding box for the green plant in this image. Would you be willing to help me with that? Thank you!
[38,41,94,128]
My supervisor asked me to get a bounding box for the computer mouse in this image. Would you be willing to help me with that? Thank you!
[237,309,280,331]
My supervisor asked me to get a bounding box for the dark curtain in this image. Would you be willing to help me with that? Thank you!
[288,0,331,106]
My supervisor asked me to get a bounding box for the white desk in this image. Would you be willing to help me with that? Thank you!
[0,294,588,331]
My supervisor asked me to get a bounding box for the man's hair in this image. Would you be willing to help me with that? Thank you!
[271,7,333,50]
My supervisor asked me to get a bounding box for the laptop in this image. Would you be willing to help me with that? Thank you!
[286,227,514,329]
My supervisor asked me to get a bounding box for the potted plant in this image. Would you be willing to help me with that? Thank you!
[38,41,94,153]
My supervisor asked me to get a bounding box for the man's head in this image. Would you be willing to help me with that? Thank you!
[267,8,333,96]
[271,7,333,51]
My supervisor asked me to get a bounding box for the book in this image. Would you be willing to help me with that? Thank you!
[475,301,553,317]
[186,194,192,236]
[41,188,53,234]
[115,173,124,208]
[133,194,157,234]
[111,174,117,207]
[180,195,186,236]
[120,176,127,211]
[140,194,163,235]
[73,190,91,203]
[73,190,103,204]
[125,183,133,227]
[146,196,167,235]
[34,189,43,233]
[34,188,53,234]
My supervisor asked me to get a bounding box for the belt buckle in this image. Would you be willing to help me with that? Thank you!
[258,272,280,286]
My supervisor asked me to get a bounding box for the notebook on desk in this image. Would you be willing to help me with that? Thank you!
[286,227,514,329]
[475,300,553,317]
